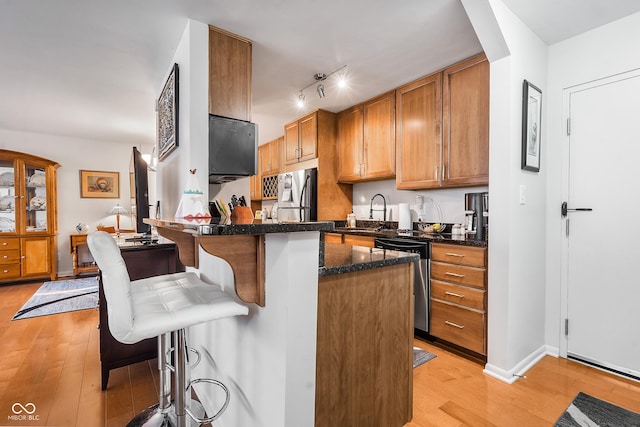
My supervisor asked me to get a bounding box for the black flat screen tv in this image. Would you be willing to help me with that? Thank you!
[129,147,151,235]
[208,114,257,183]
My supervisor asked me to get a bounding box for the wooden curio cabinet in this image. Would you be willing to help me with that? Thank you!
[0,150,59,283]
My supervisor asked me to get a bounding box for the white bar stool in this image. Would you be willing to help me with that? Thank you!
[87,231,249,427]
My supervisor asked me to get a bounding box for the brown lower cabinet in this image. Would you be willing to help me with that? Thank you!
[99,242,184,390]
[429,243,487,356]
[316,262,413,427]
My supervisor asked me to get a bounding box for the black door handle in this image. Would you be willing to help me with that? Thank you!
[561,201,593,217]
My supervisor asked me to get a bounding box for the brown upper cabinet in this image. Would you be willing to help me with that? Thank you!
[396,53,489,190]
[442,54,489,187]
[284,111,318,165]
[259,137,281,177]
[208,26,252,121]
[337,91,396,183]
[396,73,442,189]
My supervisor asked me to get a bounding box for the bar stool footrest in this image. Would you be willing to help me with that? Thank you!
[185,378,230,424]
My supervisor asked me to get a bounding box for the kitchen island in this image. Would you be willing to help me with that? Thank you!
[146,218,417,427]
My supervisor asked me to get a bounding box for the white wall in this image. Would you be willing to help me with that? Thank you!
[156,20,250,219]
[0,129,154,276]
[463,0,549,380]
[545,12,640,352]
[351,179,487,226]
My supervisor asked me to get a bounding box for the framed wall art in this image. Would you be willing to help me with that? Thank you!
[521,79,542,172]
[157,63,179,162]
[79,170,119,198]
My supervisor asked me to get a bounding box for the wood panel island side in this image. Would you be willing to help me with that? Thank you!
[146,218,418,427]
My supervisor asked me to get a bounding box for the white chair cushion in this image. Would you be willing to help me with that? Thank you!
[87,231,249,344]
[87,231,134,341]
[123,272,248,344]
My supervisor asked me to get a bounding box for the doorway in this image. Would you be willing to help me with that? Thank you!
[561,69,640,379]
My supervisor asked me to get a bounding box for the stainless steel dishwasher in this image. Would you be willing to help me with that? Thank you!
[374,237,429,335]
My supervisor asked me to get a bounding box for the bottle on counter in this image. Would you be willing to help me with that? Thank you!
[347,212,357,228]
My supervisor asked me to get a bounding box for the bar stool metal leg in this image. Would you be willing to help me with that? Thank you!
[174,329,188,427]
[125,333,176,427]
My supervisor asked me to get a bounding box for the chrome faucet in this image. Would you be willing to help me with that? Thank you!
[369,193,387,221]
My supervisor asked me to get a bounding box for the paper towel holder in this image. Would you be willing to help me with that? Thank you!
[399,203,412,231]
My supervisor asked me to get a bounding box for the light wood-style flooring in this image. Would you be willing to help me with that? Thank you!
[1,280,639,426]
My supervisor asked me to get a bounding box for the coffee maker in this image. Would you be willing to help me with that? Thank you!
[464,192,488,241]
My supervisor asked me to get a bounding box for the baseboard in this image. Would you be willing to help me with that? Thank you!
[483,344,556,384]
[57,270,75,279]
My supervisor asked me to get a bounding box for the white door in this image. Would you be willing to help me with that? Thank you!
[562,71,640,378]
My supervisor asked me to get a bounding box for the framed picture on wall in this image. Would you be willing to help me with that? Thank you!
[522,79,542,172]
[79,170,119,198]
[157,63,179,162]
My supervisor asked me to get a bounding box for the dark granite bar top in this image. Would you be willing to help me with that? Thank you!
[145,218,335,235]
[320,243,419,277]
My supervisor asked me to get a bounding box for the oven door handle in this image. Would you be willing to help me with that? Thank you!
[376,242,420,251]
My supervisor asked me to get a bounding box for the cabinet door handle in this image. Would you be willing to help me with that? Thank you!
[434,166,438,181]
[444,291,465,298]
[445,252,464,258]
[445,272,464,278]
[442,164,446,181]
[3,269,8,273]
[3,255,7,259]
[445,320,465,329]
[1,242,7,246]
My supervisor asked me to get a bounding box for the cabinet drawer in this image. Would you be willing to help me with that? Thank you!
[0,263,20,279]
[431,279,485,310]
[431,243,485,267]
[343,234,375,248]
[0,249,20,264]
[324,233,343,244]
[430,261,486,289]
[0,238,19,250]
[430,299,485,354]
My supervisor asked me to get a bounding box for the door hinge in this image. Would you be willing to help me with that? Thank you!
[565,318,569,336]
[567,118,571,135]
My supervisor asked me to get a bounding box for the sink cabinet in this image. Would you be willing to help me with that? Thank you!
[0,150,59,283]
[337,91,396,183]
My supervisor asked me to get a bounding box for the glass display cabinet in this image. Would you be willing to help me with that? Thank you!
[0,150,59,282]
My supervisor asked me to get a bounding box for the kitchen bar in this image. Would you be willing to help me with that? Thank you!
[146,218,418,427]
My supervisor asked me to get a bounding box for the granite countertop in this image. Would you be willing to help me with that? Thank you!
[145,218,335,235]
[319,242,419,276]
[329,220,488,248]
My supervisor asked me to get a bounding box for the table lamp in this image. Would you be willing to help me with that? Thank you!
[110,204,128,236]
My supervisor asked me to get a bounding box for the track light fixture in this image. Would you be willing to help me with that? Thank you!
[296,65,347,107]
[296,91,305,108]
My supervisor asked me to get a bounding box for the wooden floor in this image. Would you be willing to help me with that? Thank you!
[1,281,640,426]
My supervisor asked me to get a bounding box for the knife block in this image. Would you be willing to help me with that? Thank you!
[231,206,253,224]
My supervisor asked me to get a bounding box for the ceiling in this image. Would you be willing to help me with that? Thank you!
[1,0,639,146]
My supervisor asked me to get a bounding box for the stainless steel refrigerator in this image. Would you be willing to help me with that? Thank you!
[276,168,317,222]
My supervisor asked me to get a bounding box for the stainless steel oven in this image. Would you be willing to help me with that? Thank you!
[374,237,429,335]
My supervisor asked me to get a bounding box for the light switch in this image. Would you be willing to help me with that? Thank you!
[519,184,526,205]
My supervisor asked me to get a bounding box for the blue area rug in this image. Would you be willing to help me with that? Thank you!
[554,392,640,426]
[413,347,437,368]
[12,277,99,320]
